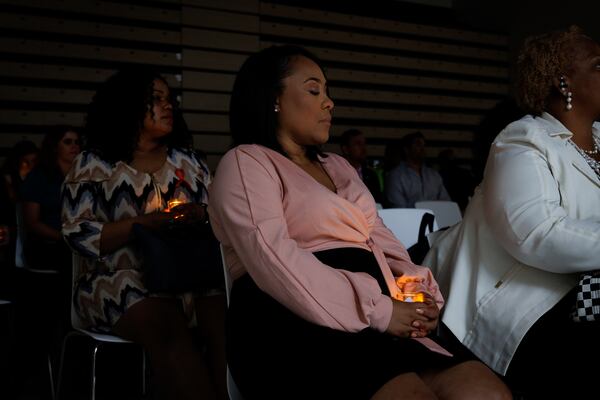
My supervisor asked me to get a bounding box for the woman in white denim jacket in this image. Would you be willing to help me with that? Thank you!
[424,26,600,397]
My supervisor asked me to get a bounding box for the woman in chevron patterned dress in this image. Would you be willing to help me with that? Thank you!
[62,68,225,400]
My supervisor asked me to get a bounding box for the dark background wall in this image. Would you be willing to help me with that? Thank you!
[0,0,533,171]
[455,0,600,87]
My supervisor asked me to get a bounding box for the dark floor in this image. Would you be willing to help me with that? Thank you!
[1,269,528,400]
[0,267,148,400]
[1,325,147,400]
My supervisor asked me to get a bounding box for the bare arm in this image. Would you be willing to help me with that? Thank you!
[22,201,62,241]
[99,203,205,254]
[98,212,169,254]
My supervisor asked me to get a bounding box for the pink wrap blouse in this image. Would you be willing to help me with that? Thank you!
[209,144,447,354]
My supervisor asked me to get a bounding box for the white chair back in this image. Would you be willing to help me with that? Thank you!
[220,244,233,305]
[218,243,246,400]
[414,201,462,229]
[14,203,26,268]
[377,208,438,249]
[57,253,146,399]
[14,203,59,274]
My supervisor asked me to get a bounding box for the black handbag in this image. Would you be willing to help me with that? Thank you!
[132,220,224,294]
[406,212,435,265]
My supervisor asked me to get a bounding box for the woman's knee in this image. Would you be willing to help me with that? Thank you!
[429,361,512,400]
[371,373,437,400]
[195,294,226,339]
[113,297,191,347]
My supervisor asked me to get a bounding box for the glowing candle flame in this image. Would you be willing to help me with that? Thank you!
[166,199,185,212]
[395,292,425,302]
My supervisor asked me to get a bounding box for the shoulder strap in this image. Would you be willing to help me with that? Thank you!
[418,212,435,240]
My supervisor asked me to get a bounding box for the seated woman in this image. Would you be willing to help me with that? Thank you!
[0,140,38,267]
[62,68,225,400]
[424,26,600,397]
[19,126,82,357]
[1,140,38,206]
[20,125,81,271]
[208,45,510,400]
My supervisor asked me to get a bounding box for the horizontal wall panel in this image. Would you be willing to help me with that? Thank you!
[181,70,235,91]
[182,28,259,52]
[179,85,502,112]
[0,38,181,67]
[181,0,259,13]
[261,40,507,79]
[0,12,180,45]
[328,87,500,110]
[0,133,44,148]
[321,143,473,159]
[3,110,85,126]
[204,154,222,171]
[261,22,506,62]
[330,125,475,142]
[185,113,229,132]
[0,85,95,104]
[182,49,247,71]
[0,61,114,82]
[181,6,259,33]
[0,0,508,174]
[327,68,507,95]
[333,106,482,126]
[260,3,506,47]
[192,133,231,153]
[0,0,180,24]
[0,62,181,88]
[179,93,485,127]
[181,92,230,111]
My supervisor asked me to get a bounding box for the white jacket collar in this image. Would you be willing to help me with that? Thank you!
[538,111,600,140]
[538,112,572,139]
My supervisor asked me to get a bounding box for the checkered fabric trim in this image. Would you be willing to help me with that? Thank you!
[572,272,600,322]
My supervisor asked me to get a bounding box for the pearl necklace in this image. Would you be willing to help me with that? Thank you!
[580,136,600,155]
[569,136,600,179]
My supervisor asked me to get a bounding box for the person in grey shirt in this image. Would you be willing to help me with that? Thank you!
[385,132,450,208]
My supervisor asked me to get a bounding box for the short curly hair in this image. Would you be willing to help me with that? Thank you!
[516,25,587,115]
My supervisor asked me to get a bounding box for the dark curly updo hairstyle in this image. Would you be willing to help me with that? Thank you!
[516,25,587,115]
[229,45,328,161]
[85,67,191,163]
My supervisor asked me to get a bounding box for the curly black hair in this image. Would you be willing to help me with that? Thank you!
[85,67,191,163]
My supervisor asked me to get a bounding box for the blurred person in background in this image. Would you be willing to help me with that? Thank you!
[0,140,38,268]
[340,128,384,204]
[436,149,476,211]
[20,125,81,271]
[386,132,450,208]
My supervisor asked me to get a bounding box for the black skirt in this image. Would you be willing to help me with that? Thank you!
[227,247,466,400]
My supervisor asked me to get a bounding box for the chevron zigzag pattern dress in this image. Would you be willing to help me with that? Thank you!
[62,148,211,332]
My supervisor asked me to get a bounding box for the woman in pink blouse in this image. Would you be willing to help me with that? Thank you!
[209,46,510,400]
